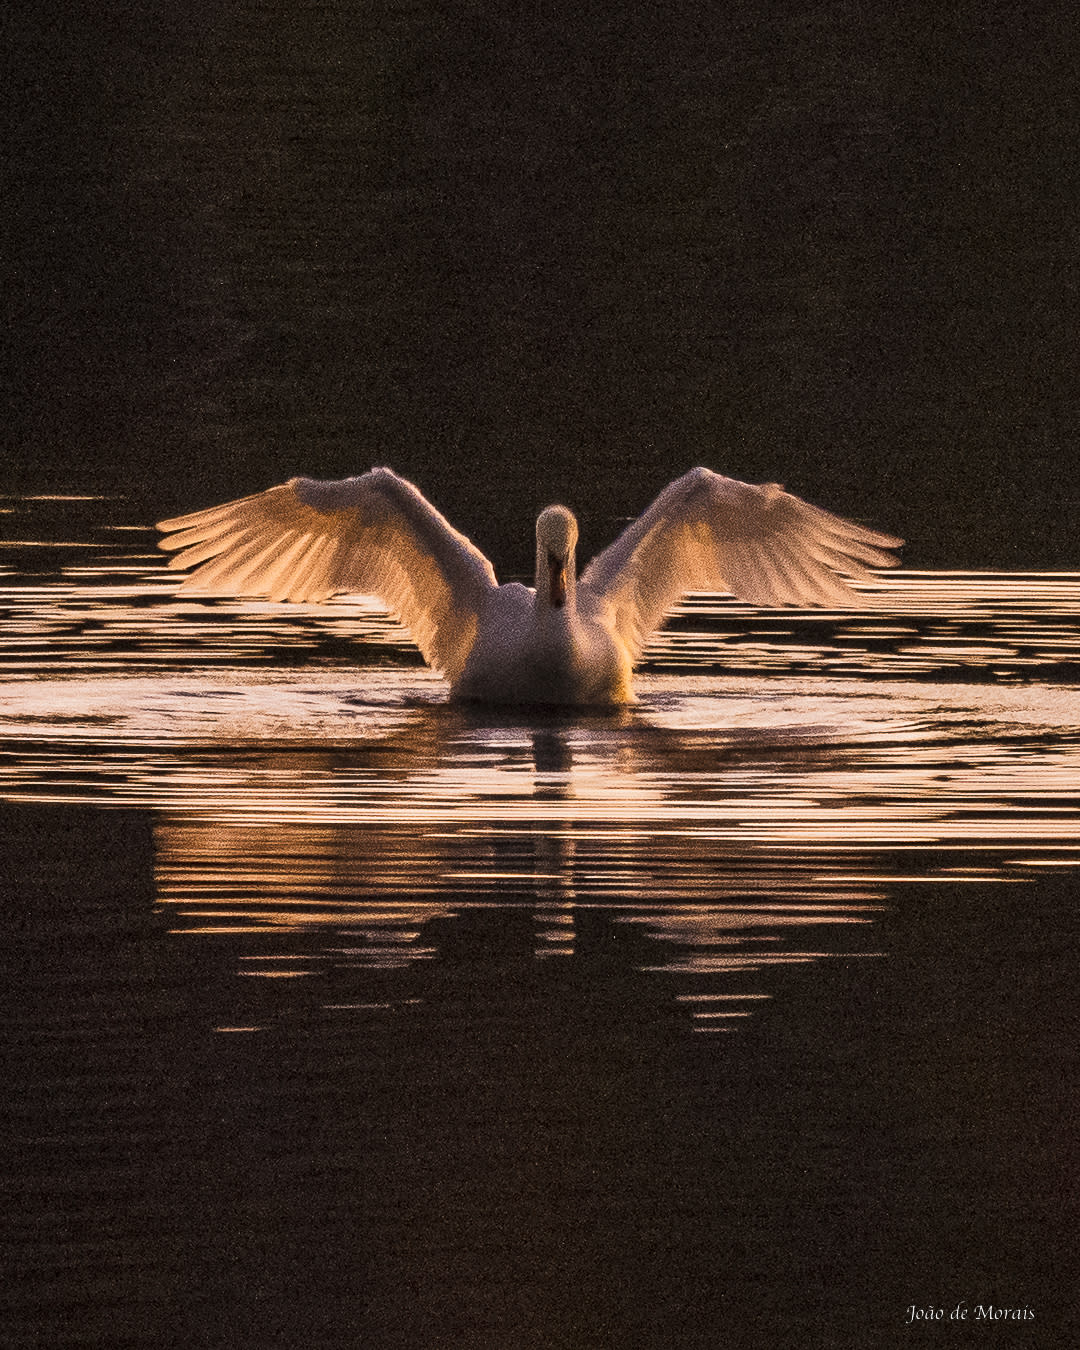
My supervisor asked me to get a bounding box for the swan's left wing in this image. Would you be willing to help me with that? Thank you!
[157,469,497,682]
[579,467,902,664]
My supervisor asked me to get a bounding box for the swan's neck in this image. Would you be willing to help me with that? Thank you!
[535,542,576,616]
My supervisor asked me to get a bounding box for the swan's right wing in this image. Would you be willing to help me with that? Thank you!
[157,468,497,682]
[580,467,902,664]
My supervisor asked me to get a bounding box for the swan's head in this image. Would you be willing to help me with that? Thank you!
[536,505,578,610]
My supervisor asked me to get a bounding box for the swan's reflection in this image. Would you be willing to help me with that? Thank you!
[10,670,1075,1031]
[526,730,578,958]
[151,704,887,1031]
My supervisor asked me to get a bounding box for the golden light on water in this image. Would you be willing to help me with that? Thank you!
[3,500,1080,1030]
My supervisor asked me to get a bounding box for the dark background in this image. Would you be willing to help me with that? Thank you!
[4,0,1079,575]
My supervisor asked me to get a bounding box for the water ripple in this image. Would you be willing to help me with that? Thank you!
[3,496,1080,1032]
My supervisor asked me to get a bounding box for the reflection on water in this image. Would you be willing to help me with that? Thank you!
[5,672,1080,1032]
[3,494,1080,1036]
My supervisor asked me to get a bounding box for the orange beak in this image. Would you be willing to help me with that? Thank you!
[548,552,566,608]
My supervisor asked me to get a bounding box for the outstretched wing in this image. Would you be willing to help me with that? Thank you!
[157,468,497,681]
[579,467,902,664]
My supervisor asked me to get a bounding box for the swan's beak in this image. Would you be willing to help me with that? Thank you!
[548,551,567,608]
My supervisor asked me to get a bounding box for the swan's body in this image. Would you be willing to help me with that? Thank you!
[157,467,901,706]
[455,506,634,704]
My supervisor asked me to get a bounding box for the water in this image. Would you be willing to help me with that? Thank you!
[2,495,1077,1346]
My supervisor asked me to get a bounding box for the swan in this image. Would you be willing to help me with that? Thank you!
[157,467,901,706]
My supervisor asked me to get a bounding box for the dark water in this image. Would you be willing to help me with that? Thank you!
[1,495,1078,1347]
[8,2,1080,568]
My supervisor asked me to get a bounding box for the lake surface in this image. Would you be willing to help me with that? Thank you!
[2,494,1077,1347]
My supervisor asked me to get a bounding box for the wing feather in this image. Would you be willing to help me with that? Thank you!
[157,469,497,681]
[163,525,260,571]
[579,467,901,662]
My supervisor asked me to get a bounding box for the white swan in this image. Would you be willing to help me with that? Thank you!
[157,467,901,705]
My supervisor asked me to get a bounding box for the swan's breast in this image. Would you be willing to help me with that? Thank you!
[451,584,633,706]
